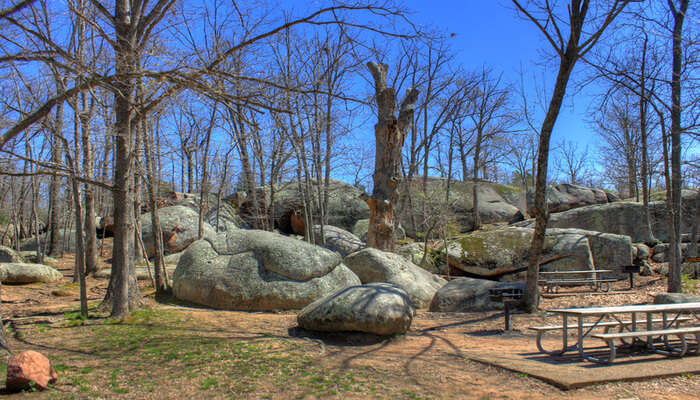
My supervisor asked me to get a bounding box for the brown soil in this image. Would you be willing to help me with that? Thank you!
[0,242,698,399]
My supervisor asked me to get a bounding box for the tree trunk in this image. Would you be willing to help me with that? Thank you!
[104,0,142,317]
[80,99,98,275]
[524,50,578,313]
[198,105,216,239]
[667,0,689,293]
[69,172,88,318]
[143,117,168,294]
[472,128,483,230]
[639,34,655,244]
[48,105,64,257]
[365,62,418,251]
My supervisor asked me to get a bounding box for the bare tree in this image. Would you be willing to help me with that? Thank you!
[466,68,513,230]
[592,92,641,198]
[511,0,634,312]
[365,61,418,251]
[667,0,690,293]
[554,140,591,185]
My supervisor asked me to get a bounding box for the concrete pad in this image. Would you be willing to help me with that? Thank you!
[464,344,700,390]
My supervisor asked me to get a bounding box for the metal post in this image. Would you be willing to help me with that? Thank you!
[629,272,634,289]
[504,302,511,331]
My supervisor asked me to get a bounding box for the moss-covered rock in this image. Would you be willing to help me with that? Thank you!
[436,227,633,279]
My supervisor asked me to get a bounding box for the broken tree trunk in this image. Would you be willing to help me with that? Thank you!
[365,62,418,251]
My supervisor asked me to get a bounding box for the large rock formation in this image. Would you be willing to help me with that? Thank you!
[239,180,370,234]
[297,282,415,335]
[342,248,447,308]
[20,229,88,254]
[140,205,216,257]
[205,202,244,232]
[517,190,699,243]
[352,219,406,243]
[436,227,633,280]
[310,225,364,258]
[398,178,522,236]
[172,230,360,311]
[429,278,526,312]
[0,245,24,263]
[0,263,63,284]
[395,242,438,273]
[527,183,611,215]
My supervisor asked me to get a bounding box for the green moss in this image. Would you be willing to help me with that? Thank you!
[491,183,522,197]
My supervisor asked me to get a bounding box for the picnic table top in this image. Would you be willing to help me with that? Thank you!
[549,302,700,315]
[539,270,613,275]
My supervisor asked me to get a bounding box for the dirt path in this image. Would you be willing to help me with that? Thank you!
[0,250,698,399]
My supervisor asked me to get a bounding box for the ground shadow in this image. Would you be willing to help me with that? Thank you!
[288,326,388,346]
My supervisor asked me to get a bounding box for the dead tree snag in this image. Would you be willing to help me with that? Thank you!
[365,62,418,251]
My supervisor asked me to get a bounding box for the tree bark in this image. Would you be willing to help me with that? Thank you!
[144,117,168,294]
[524,54,577,312]
[639,34,655,244]
[198,104,217,239]
[48,104,63,257]
[667,0,689,293]
[365,62,418,251]
[105,0,142,317]
[472,128,483,230]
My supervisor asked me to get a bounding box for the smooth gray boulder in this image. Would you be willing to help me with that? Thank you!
[205,202,244,232]
[18,252,57,265]
[140,205,216,257]
[342,248,447,308]
[311,225,364,257]
[527,183,610,215]
[654,293,700,304]
[297,283,415,335]
[0,246,24,263]
[634,243,651,260]
[549,228,633,272]
[518,190,699,243]
[0,263,62,284]
[20,229,87,254]
[429,278,525,312]
[399,178,522,236]
[261,180,369,234]
[163,251,184,265]
[651,243,693,263]
[95,266,176,281]
[352,219,405,243]
[173,230,360,311]
[395,242,438,273]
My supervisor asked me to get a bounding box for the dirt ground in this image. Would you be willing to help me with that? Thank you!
[1,243,699,399]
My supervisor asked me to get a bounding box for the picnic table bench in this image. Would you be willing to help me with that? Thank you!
[538,265,642,293]
[529,302,700,363]
[538,270,615,293]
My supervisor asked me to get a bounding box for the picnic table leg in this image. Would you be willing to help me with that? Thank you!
[562,315,568,352]
[577,315,613,363]
[629,271,634,289]
[534,314,573,355]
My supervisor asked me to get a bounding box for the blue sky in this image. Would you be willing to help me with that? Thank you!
[401,0,597,149]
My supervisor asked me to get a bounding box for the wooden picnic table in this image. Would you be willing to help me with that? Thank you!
[533,302,700,363]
